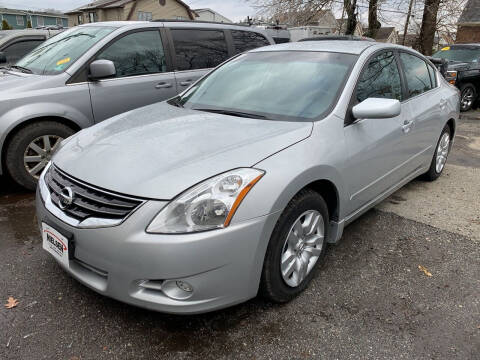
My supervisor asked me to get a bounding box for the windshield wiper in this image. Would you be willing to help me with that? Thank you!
[8,65,33,74]
[193,108,267,119]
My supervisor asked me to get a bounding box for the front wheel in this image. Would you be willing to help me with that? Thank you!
[260,189,328,303]
[423,125,451,181]
[459,83,476,112]
[5,121,75,190]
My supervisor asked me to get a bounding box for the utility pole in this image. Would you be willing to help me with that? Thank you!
[402,0,415,45]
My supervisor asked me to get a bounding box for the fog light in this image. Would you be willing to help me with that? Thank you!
[161,280,194,300]
[176,280,193,293]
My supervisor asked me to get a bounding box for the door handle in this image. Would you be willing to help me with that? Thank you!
[402,119,414,134]
[155,82,172,89]
[179,81,192,87]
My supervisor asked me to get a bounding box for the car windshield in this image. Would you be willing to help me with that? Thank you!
[176,51,357,122]
[432,47,480,63]
[15,26,115,75]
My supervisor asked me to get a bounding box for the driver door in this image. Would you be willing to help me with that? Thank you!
[88,29,178,122]
[343,50,414,215]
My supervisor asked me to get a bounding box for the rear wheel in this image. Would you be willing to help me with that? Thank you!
[423,125,451,181]
[459,83,476,112]
[260,189,328,303]
[5,121,75,190]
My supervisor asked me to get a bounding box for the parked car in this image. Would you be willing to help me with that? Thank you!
[36,41,459,314]
[0,21,274,190]
[432,44,480,111]
[0,29,62,66]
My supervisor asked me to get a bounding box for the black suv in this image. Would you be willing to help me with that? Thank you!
[432,44,480,111]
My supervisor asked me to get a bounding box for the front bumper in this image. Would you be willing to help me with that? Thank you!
[36,182,279,314]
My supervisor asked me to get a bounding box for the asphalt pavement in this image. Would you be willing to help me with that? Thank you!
[1,115,479,359]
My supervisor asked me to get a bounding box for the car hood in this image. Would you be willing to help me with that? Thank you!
[0,70,43,92]
[53,102,313,199]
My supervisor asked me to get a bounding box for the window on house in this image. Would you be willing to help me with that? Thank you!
[89,12,96,23]
[56,18,63,26]
[16,16,24,26]
[137,11,153,21]
[77,15,83,24]
[37,16,44,27]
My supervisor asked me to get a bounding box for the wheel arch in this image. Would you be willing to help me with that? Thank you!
[1,116,81,175]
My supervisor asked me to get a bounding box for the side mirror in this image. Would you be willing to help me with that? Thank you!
[0,52,7,65]
[89,59,116,80]
[352,98,401,120]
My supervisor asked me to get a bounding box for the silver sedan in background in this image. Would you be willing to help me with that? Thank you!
[36,40,459,314]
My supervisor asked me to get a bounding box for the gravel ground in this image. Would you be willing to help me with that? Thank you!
[0,115,479,359]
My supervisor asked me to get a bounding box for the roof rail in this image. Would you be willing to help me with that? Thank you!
[151,19,250,27]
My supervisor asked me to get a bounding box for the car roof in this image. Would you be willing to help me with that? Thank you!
[80,20,269,33]
[0,29,61,44]
[250,40,378,55]
[449,44,480,48]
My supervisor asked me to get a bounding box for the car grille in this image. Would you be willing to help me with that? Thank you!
[44,165,143,221]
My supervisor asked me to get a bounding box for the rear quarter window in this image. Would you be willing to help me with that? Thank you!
[171,29,229,71]
[231,30,270,54]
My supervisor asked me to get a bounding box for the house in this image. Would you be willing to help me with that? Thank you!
[194,8,231,23]
[369,27,398,43]
[65,0,196,27]
[0,8,68,29]
[400,33,454,51]
[456,0,480,43]
[336,18,363,36]
[288,10,338,41]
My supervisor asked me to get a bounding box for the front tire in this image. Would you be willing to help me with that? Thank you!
[459,83,476,112]
[423,125,451,181]
[5,121,75,190]
[260,189,329,303]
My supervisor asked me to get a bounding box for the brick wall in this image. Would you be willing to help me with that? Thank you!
[456,25,480,43]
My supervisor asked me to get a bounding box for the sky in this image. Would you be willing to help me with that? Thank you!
[0,0,259,22]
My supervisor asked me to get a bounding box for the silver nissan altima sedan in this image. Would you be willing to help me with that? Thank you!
[36,41,460,314]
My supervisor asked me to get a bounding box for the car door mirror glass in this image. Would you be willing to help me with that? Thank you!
[352,98,401,120]
[89,59,116,80]
[0,52,7,64]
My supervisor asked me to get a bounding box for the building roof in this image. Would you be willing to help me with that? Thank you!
[193,8,232,22]
[372,27,396,41]
[458,0,480,24]
[66,0,196,19]
[0,7,67,18]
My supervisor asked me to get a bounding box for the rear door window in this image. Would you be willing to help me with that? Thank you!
[400,52,433,98]
[96,30,166,78]
[3,39,44,64]
[356,51,403,103]
[231,30,270,54]
[171,29,229,71]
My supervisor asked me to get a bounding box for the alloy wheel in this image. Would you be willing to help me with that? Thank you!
[435,132,450,174]
[461,87,474,110]
[280,210,325,287]
[23,135,63,179]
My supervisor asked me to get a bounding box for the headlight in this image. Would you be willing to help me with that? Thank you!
[446,71,457,85]
[146,168,265,234]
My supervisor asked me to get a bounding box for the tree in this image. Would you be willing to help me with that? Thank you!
[27,20,32,28]
[366,0,381,38]
[418,0,441,55]
[344,0,358,35]
[1,19,11,30]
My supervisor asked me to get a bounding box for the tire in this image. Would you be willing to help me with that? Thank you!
[5,121,75,190]
[459,83,476,112]
[423,125,451,181]
[260,189,329,303]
